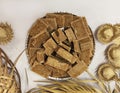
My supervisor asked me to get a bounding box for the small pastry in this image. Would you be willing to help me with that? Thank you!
[97,63,116,81]
[96,24,114,44]
[111,60,120,68]
[107,44,120,62]
[112,24,120,45]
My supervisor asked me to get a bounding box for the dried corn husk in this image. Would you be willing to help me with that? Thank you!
[0,48,21,93]
[27,79,102,93]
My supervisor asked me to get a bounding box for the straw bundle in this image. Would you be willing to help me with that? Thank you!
[27,79,102,93]
[0,48,21,93]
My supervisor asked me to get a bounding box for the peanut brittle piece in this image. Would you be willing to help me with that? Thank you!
[32,64,51,78]
[43,38,57,49]
[51,31,59,43]
[73,52,79,58]
[80,49,91,65]
[63,40,71,46]
[71,18,89,40]
[45,56,70,71]
[65,28,76,42]
[44,47,54,56]
[56,47,77,64]
[79,37,93,51]
[67,60,87,77]
[42,18,57,32]
[43,38,57,55]
[46,13,64,27]
[29,19,48,36]
[45,65,69,78]
[37,49,45,63]
[73,40,81,53]
[27,37,34,48]
[63,14,73,27]
[82,17,92,35]
[59,42,71,51]
[28,47,38,59]
[73,15,80,20]
[29,54,37,66]
[52,69,69,78]
[51,28,67,43]
[57,28,67,41]
[30,29,50,48]
[32,60,39,68]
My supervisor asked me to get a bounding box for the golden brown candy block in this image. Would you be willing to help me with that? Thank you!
[56,47,77,64]
[82,17,92,35]
[32,64,51,78]
[71,18,89,40]
[46,13,64,27]
[42,18,57,32]
[37,49,45,63]
[30,29,50,48]
[73,40,81,53]
[73,15,80,20]
[79,37,93,51]
[52,69,69,78]
[29,19,48,36]
[80,49,91,65]
[59,42,71,51]
[67,60,87,77]
[51,28,67,43]
[44,47,54,56]
[43,38,57,55]
[51,32,59,43]
[45,56,70,71]
[27,37,33,48]
[65,28,76,42]
[57,28,67,42]
[63,14,73,27]
[43,38,57,49]
[32,60,39,67]
[28,48,38,59]
[62,40,71,46]
[52,70,69,78]
[45,65,69,78]
[29,54,37,66]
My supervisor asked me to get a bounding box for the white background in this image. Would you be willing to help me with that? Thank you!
[0,0,119,92]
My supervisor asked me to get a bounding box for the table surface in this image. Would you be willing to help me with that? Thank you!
[0,0,119,92]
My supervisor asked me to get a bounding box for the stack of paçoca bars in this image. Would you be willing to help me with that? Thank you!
[27,12,95,78]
